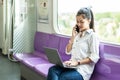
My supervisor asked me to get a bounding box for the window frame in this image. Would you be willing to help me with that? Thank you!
[53,0,120,45]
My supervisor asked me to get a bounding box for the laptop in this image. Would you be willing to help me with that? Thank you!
[44,47,76,68]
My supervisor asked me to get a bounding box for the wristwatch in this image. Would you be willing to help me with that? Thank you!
[78,61,81,65]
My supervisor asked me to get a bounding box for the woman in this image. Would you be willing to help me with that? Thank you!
[47,7,100,80]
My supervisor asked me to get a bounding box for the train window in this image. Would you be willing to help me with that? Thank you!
[15,0,27,27]
[57,0,120,44]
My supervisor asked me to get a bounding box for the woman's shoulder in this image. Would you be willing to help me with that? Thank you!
[86,29,96,36]
[86,29,99,40]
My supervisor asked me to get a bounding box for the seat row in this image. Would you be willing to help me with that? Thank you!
[13,31,120,80]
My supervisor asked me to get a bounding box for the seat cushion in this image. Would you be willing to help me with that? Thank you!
[13,53,39,62]
[35,63,55,77]
[22,58,49,68]
[33,51,48,60]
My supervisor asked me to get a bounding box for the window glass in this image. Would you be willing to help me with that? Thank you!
[57,0,120,44]
[15,0,27,27]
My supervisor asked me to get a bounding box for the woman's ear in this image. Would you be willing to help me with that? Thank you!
[89,19,91,22]
[88,19,91,24]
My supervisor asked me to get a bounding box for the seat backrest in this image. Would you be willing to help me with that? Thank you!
[34,32,50,55]
[47,34,60,49]
[58,35,71,61]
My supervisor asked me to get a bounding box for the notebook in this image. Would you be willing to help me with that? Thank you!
[44,47,76,68]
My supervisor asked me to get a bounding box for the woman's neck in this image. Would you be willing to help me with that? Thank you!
[80,28,89,32]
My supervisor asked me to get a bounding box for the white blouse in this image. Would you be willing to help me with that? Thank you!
[66,29,100,80]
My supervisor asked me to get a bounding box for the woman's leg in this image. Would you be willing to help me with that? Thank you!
[47,65,64,80]
[59,68,84,80]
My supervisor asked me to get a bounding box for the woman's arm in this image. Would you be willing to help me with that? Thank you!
[77,57,92,65]
[66,26,78,53]
[66,36,75,53]
[88,33,100,63]
[64,57,92,67]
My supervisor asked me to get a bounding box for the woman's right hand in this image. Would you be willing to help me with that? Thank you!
[72,26,78,37]
[69,25,78,44]
[66,25,78,53]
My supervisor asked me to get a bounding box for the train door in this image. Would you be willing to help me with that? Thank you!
[0,0,3,51]
[2,0,36,61]
[2,0,13,55]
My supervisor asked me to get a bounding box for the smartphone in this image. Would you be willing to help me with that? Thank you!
[76,25,79,33]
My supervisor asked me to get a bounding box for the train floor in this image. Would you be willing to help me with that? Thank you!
[0,51,20,80]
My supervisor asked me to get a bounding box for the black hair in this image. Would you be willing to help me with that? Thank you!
[76,7,95,32]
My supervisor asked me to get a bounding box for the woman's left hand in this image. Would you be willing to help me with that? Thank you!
[64,60,78,67]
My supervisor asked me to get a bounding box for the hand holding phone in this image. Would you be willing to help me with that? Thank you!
[76,25,79,33]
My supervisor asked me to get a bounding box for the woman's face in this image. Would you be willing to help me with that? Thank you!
[76,15,90,32]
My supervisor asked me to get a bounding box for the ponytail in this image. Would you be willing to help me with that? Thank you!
[89,9,95,32]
